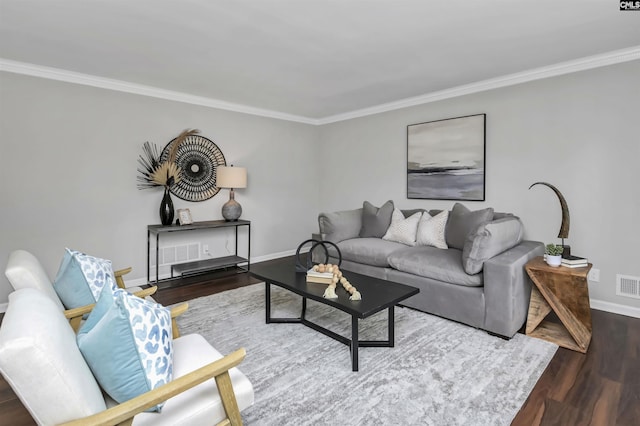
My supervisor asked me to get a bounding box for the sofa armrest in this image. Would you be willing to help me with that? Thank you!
[318,208,363,244]
[483,240,544,338]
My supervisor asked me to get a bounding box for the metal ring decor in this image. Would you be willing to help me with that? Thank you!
[294,239,342,273]
[160,134,226,202]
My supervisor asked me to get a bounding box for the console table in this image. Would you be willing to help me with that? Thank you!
[147,220,250,284]
[525,256,592,353]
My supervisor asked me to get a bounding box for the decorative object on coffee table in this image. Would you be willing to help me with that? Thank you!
[544,243,564,267]
[294,239,342,273]
[525,256,592,353]
[529,181,571,256]
[407,114,486,201]
[312,263,361,300]
[137,129,199,225]
[217,165,247,221]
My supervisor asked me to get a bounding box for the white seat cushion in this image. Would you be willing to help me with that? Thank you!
[116,334,254,426]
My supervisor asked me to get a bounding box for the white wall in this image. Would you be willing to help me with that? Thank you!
[318,60,640,309]
[0,72,321,305]
[2,60,639,312]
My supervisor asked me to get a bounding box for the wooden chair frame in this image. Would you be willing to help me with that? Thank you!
[58,348,246,426]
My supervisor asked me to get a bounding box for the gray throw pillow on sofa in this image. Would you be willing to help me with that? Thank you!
[462,217,524,274]
[319,208,363,243]
[359,200,394,238]
[445,203,494,250]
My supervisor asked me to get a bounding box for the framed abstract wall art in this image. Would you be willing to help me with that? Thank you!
[407,113,486,201]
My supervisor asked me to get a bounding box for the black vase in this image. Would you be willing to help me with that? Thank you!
[159,187,174,226]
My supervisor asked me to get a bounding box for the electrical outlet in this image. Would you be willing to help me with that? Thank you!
[588,268,600,282]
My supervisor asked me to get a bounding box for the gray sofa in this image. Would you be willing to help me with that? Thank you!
[314,202,543,338]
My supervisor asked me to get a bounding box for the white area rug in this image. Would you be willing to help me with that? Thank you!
[177,283,557,425]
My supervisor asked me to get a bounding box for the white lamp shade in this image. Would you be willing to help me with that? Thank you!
[216,166,247,189]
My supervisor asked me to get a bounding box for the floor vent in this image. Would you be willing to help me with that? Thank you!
[151,243,200,266]
[616,274,640,299]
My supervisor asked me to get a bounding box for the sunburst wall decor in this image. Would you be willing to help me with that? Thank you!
[159,133,227,202]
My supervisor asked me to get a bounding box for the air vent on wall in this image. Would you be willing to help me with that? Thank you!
[616,274,640,299]
[151,243,201,266]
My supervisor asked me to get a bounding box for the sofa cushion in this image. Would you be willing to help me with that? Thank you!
[387,247,483,287]
[337,238,407,267]
[53,248,116,309]
[359,200,394,238]
[77,286,173,412]
[445,203,494,250]
[382,209,421,246]
[462,217,524,274]
[415,210,449,249]
[318,208,363,243]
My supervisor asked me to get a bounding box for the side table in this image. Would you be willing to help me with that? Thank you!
[525,256,593,353]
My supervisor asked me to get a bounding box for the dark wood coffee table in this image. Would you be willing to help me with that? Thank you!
[250,258,419,371]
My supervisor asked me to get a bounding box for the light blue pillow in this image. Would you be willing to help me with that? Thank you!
[77,286,173,412]
[53,248,116,309]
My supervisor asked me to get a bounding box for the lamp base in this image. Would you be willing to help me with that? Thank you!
[222,199,242,221]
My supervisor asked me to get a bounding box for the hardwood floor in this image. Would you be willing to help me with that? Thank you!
[1,259,638,425]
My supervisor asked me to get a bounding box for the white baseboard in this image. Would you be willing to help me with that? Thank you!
[590,298,640,319]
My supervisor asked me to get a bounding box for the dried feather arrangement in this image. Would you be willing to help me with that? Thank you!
[136,129,199,190]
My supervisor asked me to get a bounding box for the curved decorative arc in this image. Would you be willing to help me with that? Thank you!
[528,182,570,239]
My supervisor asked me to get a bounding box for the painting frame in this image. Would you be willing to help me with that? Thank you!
[407,113,486,201]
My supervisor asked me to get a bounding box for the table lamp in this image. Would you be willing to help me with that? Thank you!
[217,165,247,221]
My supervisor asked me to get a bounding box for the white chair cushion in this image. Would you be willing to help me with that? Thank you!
[0,288,106,425]
[4,249,65,310]
[125,334,255,426]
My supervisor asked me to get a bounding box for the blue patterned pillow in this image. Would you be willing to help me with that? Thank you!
[53,248,116,309]
[77,286,173,411]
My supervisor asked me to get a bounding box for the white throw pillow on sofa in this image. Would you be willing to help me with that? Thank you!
[382,209,421,246]
[415,210,449,249]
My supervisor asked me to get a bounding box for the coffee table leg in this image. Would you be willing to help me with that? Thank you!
[389,305,395,347]
[265,282,271,324]
[301,297,307,320]
[351,315,359,372]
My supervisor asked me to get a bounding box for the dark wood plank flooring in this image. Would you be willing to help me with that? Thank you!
[1,258,638,425]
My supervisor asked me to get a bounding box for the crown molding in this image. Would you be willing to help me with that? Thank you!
[2,45,639,126]
[317,45,640,125]
[0,59,319,125]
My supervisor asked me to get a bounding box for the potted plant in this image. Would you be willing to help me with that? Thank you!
[544,243,564,267]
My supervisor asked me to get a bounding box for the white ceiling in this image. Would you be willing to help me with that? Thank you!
[1,1,639,122]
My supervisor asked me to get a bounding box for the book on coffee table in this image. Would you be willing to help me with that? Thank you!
[306,268,334,284]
